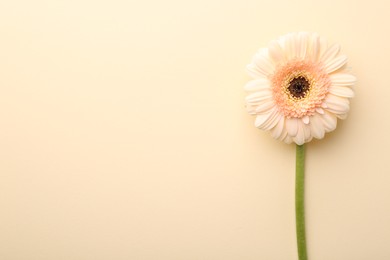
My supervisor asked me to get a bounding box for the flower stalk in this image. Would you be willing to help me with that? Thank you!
[296,144,307,260]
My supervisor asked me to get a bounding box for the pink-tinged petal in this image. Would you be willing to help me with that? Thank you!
[324,55,348,73]
[271,116,285,139]
[253,51,275,76]
[302,123,311,141]
[296,32,308,59]
[320,43,340,64]
[245,91,273,104]
[294,134,305,145]
[293,120,305,145]
[244,78,271,91]
[316,107,325,114]
[302,115,310,124]
[254,107,277,129]
[330,73,357,86]
[255,100,275,114]
[318,37,328,60]
[245,104,257,115]
[268,40,285,64]
[329,85,354,98]
[307,33,320,61]
[277,126,288,141]
[246,63,264,78]
[292,33,301,59]
[324,94,350,114]
[310,114,325,139]
[283,135,293,144]
[254,111,272,128]
[263,111,282,130]
[321,112,337,132]
[283,33,296,60]
[286,117,299,137]
[337,113,348,120]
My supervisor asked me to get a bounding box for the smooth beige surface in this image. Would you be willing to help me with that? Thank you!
[0,0,389,259]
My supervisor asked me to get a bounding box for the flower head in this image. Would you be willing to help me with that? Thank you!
[245,32,355,145]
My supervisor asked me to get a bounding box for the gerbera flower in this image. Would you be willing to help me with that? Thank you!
[245,32,355,145]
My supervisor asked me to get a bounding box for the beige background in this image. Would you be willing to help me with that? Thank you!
[0,0,389,259]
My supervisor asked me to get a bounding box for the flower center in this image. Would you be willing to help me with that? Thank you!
[288,76,310,99]
[271,60,331,118]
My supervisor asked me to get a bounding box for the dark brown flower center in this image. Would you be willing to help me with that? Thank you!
[288,76,310,99]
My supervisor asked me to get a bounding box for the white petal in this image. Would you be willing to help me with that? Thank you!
[246,63,265,79]
[294,135,305,145]
[244,78,271,91]
[283,33,297,60]
[321,112,337,132]
[252,50,275,76]
[296,32,308,59]
[268,40,285,64]
[255,100,275,114]
[283,135,293,144]
[310,114,325,139]
[307,33,320,61]
[278,126,288,142]
[254,107,277,129]
[330,73,357,86]
[255,111,272,128]
[293,120,305,145]
[337,113,348,120]
[286,117,299,137]
[302,115,310,124]
[263,111,282,130]
[324,55,348,73]
[324,94,350,114]
[271,116,285,139]
[245,104,257,115]
[316,107,325,114]
[245,91,273,104]
[318,37,328,61]
[320,43,340,64]
[303,123,311,142]
[329,85,354,98]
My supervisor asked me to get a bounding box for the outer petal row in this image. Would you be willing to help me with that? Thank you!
[262,111,340,145]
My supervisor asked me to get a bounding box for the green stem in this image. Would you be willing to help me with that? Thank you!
[296,144,307,260]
